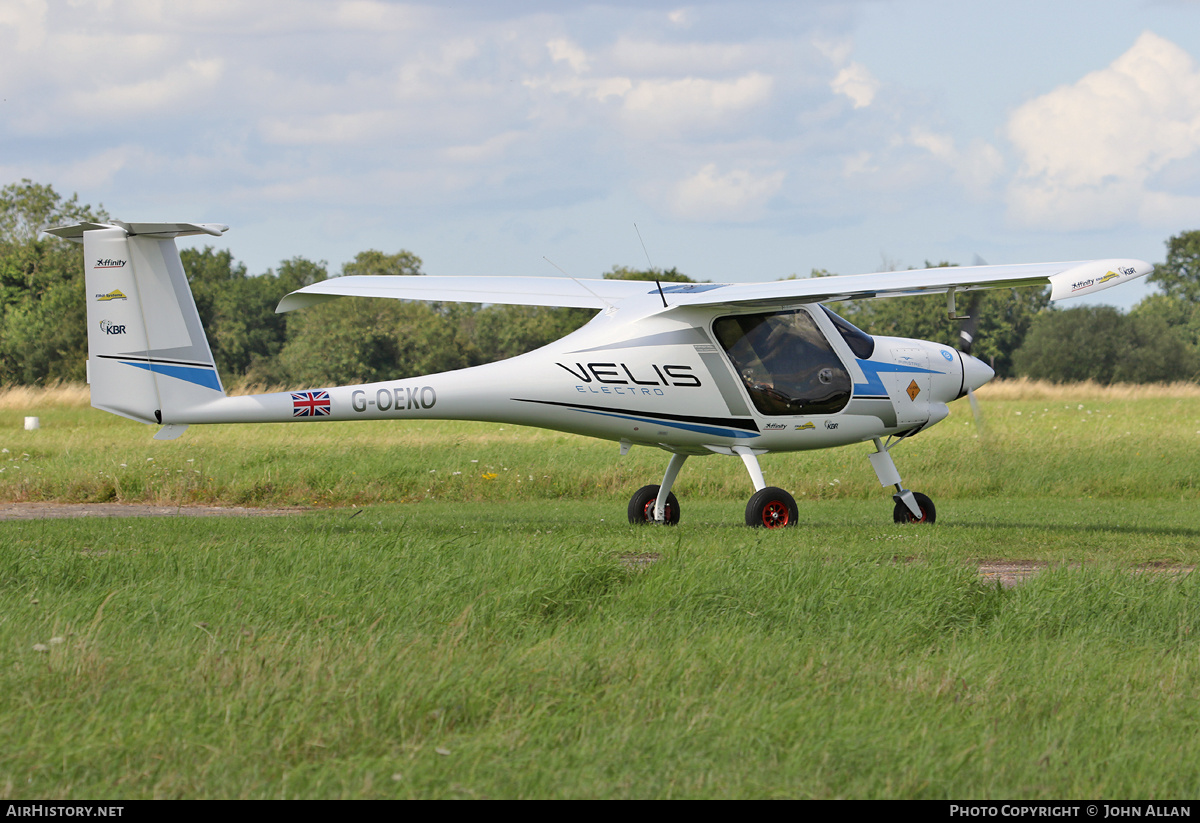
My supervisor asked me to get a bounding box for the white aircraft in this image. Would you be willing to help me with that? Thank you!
[47,220,1152,527]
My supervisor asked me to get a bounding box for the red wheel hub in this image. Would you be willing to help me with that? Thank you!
[761,500,790,528]
[643,501,673,522]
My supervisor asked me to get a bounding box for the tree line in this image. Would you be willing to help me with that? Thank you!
[3,178,1199,388]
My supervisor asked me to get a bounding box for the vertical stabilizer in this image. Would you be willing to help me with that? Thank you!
[47,222,229,426]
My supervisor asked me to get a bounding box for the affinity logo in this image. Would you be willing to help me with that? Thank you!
[94,258,126,269]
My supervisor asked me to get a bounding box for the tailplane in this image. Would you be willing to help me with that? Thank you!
[45,221,229,436]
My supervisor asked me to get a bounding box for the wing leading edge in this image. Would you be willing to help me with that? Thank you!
[275,259,1154,313]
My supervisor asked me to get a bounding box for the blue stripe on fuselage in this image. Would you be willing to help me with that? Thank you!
[575,408,760,439]
[854,359,943,396]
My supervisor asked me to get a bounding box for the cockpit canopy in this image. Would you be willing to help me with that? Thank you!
[712,307,857,416]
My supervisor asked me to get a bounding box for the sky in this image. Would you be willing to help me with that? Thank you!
[4,0,1200,310]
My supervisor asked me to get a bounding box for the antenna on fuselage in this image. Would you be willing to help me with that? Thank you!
[634,223,668,309]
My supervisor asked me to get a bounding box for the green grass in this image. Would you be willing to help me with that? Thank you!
[2,387,1200,507]
[2,506,1199,798]
[1,386,1199,798]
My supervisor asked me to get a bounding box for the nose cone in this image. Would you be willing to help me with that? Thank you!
[960,353,994,396]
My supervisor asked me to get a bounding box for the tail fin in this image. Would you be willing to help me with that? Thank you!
[46,221,229,436]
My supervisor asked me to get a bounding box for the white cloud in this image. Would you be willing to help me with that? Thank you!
[55,145,142,189]
[621,72,773,133]
[441,130,525,164]
[609,37,751,74]
[259,109,403,146]
[547,38,589,73]
[830,62,878,109]
[63,57,224,117]
[669,163,785,222]
[812,36,852,67]
[334,0,430,31]
[1007,31,1200,229]
[842,151,877,177]
[0,0,47,52]
[910,128,1004,196]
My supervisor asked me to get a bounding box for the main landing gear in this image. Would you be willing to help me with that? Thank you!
[627,436,936,528]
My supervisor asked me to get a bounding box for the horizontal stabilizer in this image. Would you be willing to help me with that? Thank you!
[45,221,229,242]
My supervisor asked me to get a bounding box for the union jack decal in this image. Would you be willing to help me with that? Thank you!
[292,390,331,417]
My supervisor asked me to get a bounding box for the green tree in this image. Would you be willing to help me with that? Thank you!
[0,179,107,244]
[1129,293,1200,350]
[470,305,593,361]
[180,248,331,383]
[276,298,473,385]
[603,265,695,282]
[342,249,423,278]
[0,180,107,384]
[0,276,88,383]
[1148,230,1200,302]
[271,249,479,385]
[1013,306,1126,383]
[1112,310,1200,384]
[1010,305,1198,385]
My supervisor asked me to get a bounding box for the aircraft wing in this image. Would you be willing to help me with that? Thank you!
[277,258,1153,313]
[659,258,1155,308]
[275,275,650,312]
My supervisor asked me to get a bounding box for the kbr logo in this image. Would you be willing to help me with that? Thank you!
[99,320,127,335]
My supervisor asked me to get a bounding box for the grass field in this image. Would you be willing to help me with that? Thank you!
[1,381,1198,799]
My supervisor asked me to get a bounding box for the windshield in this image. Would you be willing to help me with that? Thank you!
[713,308,852,416]
[821,305,875,359]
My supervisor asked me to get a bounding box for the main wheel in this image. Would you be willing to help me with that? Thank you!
[893,492,936,524]
[745,486,799,528]
[628,484,681,525]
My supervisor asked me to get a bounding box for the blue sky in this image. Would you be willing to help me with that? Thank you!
[5,0,1200,309]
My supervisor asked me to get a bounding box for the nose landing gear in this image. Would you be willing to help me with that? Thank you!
[871,437,936,525]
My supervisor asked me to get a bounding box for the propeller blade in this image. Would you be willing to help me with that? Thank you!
[957,292,986,432]
[967,386,986,434]
[957,292,984,356]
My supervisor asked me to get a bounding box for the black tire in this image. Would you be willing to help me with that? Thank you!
[628,484,680,525]
[893,492,936,524]
[745,486,799,528]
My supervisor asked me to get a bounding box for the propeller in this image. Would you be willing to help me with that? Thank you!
[956,291,989,432]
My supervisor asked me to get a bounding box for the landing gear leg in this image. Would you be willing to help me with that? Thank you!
[734,446,798,528]
[868,437,936,524]
[654,453,688,523]
[628,453,688,525]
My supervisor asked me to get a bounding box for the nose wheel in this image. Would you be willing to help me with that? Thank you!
[892,491,935,524]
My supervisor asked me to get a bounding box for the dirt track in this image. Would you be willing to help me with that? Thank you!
[0,502,299,520]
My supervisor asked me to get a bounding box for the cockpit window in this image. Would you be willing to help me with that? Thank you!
[713,309,852,416]
[821,306,875,359]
